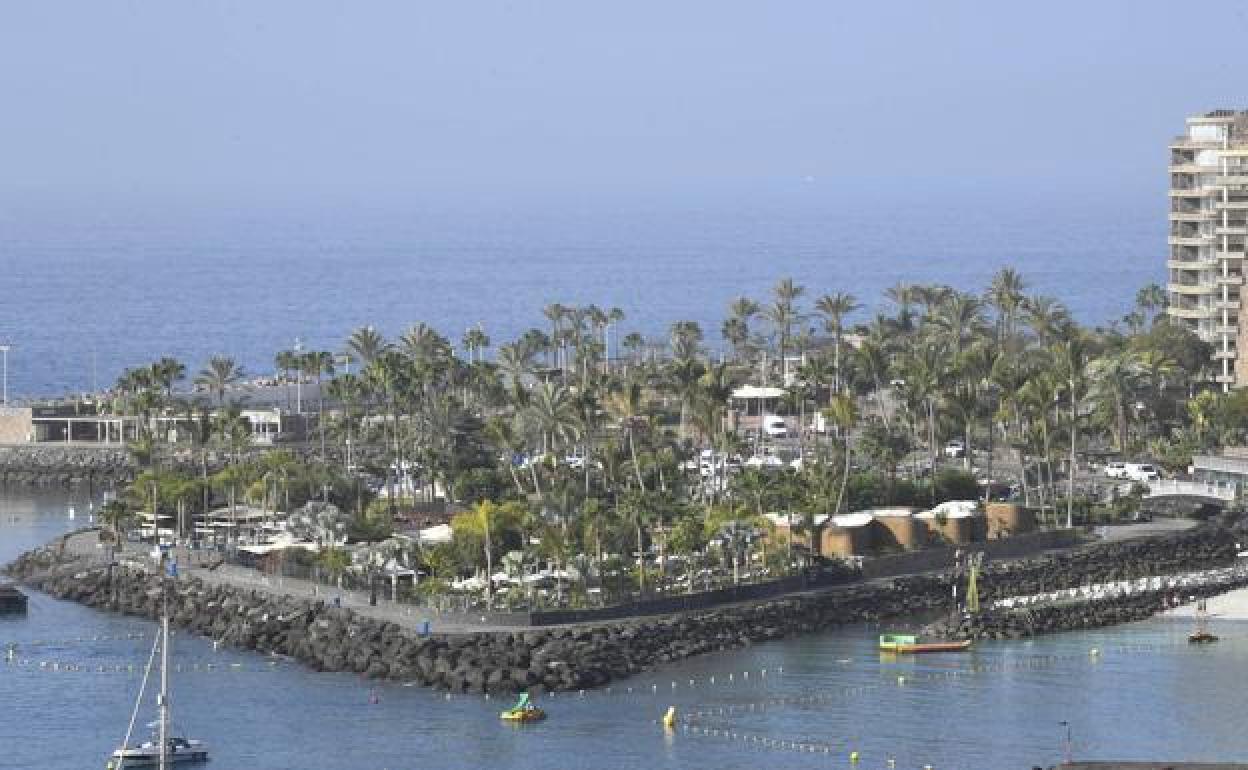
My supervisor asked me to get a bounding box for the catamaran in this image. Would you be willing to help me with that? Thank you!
[109,554,209,769]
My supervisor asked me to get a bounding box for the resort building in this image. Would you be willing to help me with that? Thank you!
[1167,109,1248,389]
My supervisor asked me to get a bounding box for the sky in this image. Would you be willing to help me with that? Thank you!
[2,0,1247,210]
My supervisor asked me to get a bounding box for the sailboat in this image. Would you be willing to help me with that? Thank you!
[1188,599,1219,645]
[109,555,209,768]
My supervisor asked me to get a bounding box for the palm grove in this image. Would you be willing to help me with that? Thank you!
[99,270,1239,607]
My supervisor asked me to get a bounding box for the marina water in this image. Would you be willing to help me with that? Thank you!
[4,490,1247,769]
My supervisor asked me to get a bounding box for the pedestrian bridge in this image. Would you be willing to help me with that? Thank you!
[1144,479,1238,506]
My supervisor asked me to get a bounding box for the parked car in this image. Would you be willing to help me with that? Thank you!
[762,415,789,439]
[1124,463,1160,482]
[944,440,966,458]
[1104,461,1128,479]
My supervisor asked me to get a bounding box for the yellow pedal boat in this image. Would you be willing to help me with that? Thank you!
[500,693,546,722]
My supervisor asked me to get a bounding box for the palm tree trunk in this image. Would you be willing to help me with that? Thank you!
[628,429,646,492]
[836,435,851,514]
[1067,395,1077,529]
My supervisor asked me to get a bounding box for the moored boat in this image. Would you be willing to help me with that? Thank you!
[110,736,209,766]
[109,552,208,768]
[879,633,973,654]
[500,692,546,723]
[1188,599,1219,644]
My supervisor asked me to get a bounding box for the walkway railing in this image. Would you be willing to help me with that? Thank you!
[1145,479,1238,502]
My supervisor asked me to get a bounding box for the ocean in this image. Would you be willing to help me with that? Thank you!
[1,185,1163,398]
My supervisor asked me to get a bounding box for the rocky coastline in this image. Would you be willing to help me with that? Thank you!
[0,446,134,488]
[4,524,1243,694]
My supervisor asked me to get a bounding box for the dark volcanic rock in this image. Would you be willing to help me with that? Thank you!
[4,523,1242,693]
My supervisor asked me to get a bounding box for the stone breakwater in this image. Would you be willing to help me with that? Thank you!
[0,446,133,487]
[4,524,1242,694]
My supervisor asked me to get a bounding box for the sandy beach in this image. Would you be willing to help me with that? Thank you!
[1168,586,1248,620]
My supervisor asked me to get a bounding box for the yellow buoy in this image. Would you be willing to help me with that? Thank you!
[662,706,676,728]
[850,750,860,763]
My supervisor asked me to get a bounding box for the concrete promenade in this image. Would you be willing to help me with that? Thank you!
[62,531,509,634]
[54,518,1203,636]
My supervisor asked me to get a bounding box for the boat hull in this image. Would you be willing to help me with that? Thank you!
[879,640,973,654]
[112,741,209,765]
[500,708,547,723]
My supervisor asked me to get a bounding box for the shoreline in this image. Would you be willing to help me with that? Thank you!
[1166,586,1248,620]
[5,523,1245,694]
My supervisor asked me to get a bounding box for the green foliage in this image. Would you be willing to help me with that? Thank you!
[932,469,979,504]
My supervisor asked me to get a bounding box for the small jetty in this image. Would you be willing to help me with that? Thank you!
[0,583,28,614]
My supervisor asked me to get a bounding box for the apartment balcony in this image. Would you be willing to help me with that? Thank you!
[1214,349,1238,360]
[1216,299,1241,310]
[1169,236,1213,247]
[1215,200,1248,210]
[1170,137,1222,149]
[1168,282,1212,295]
[1167,258,1213,270]
[1216,225,1248,236]
[1215,250,1247,260]
[1169,305,1214,319]
[1170,164,1218,174]
[1171,187,1213,197]
[1214,324,1238,336]
[1212,175,1248,186]
[1170,211,1212,222]
[1216,274,1245,286]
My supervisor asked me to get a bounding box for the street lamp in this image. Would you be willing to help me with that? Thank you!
[1059,720,1072,764]
[0,344,9,405]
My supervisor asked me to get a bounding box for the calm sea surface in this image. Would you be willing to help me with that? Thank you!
[3,490,1246,770]
[1,188,1163,397]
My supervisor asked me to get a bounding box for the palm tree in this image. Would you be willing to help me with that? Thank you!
[605,307,625,372]
[826,394,858,515]
[195,356,243,406]
[934,292,985,358]
[765,278,805,383]
[543,303,567,371]
[300,351,335,460]
[461,325,490,364]
[1088,350,1145,452]
[885,282,916,331]
[606,381,648,492]
[525,381,580,457]
[621,332,646,368]
[815,291,859,393]
[987,267,1026,345]
[346,326,388,367]
[99,499,135,550]
[1135,283,1167,324]
[1022,296,1071,346]
[1054,334,1089,528]
[275,350,299,408]
[150,357,186,398]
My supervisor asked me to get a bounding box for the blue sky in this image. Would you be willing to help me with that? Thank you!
[1,0,1246,206]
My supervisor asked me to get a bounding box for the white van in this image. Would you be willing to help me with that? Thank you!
[1124,463,1160,482]
[762,415,789,438]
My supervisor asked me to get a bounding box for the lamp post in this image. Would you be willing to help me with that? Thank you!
[0,344,9,405]
[1059,720,1072,764]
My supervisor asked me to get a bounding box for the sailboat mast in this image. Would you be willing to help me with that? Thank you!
[158,560,169,770]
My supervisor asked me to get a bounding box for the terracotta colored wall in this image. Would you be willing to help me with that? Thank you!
[985,503,1035,537]
[873,516,927,551]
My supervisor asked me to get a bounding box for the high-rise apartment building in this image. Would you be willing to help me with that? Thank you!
[1167,110,1248,389]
